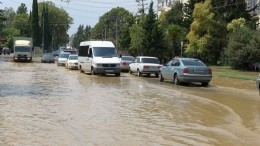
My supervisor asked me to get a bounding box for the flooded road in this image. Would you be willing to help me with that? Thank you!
[0,60,259,146]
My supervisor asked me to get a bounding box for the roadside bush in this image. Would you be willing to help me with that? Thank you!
[223,27,260,69]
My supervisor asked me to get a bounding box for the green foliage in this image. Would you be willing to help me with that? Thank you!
[90,7,134,51]
[13,14,29,36]
[224,27,260,69]
[142,2,163,56]
[186,0,214,57]
[166,24,187,58]
[183,0,205,29]
[165,1,185,26]
[16,3,28,14]
[32,0,41,46]
[38,1,73,49]
[1,27,20,48]
[129,24,145,55]
[226,18,246,32]
[72,25,91,49]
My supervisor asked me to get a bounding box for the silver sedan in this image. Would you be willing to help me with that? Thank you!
[159,58,212,86]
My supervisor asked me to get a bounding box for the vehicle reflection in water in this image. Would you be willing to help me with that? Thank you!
[0,61,259,145]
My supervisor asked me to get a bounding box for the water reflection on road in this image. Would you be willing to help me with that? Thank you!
[0,61,259,145]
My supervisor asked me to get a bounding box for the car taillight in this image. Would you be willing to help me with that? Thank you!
[183,68,189,73]
[121,62,127,65]
[208,68,212,74]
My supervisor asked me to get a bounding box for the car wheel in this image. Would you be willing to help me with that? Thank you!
[115,73,120,77]
[173,74,180,85]
[155,73,159,78]
[137,69,142,77]
[91,67,96,75]
[201,82,209,87]
[79,66,84,73]
[159,73,164,82]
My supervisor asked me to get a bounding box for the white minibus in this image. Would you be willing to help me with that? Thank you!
[78,41,121,76]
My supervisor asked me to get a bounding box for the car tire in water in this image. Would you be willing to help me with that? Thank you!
[137,69,142,77]
[159,73,164,82]
[79,66,84,73]
[173,74,180,85]
[91,67,96,75]
[201,82,209,87]
[115,73,120,77]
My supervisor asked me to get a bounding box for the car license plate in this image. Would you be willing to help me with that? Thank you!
[194,69,204,73]
[106,70,114,73]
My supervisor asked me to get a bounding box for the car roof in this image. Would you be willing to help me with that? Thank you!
[174,57,201,61]
[136,56,158,58]
[60,51,71,54]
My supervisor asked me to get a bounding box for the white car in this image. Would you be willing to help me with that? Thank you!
[129,56,162,77]
[57,52,71,66]
[65,54,78,69]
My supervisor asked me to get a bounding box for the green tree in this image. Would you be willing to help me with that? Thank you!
[159,2,187,60]
[32,0,41,46]
[1,27,20,49]
[72,25,91,49]
[129,24,145,55]
[167,24,187,58]
[42,2,51,52]
[17,3,28,14]
[224,19,260,69]
[2,7,15,26]
[183,0,205,29]
[90,7,134,51]
[12,14,29,36]
[225,27,260,69]
[142,1,156,55]
[186,0,220,63]
[38,1,73,49]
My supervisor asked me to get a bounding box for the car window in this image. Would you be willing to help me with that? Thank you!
[141,58,159,64]
[69,56,78,60]
[136,58,140,63]
[60,53,70,58]
[166,60,173,66]
[122,56,135,61]
[181,59,206,66]
[172,59,180,66]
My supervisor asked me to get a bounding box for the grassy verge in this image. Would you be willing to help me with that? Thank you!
[210,66,259,80]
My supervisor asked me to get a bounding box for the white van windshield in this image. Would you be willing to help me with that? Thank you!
[93,47,117,57]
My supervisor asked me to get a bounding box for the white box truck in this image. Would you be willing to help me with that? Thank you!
[78,41,121,77]
[13,37,33,62]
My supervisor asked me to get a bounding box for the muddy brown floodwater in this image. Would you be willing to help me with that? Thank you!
[0,60,259,146]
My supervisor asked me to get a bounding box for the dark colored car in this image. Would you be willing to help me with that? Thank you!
[3,47,10,55]
[41,53,55,63]
[120,56,135,71]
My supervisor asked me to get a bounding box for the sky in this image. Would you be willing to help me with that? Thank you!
[0,0,158,36]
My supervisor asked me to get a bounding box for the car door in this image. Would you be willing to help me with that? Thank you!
[130,57,139,73]
[84,48,93,73]
[163,60,173,79]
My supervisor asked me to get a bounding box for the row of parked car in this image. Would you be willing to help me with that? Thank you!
[41,49,213,86]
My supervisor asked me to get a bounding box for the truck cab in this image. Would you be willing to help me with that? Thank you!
[13,37,33,62]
